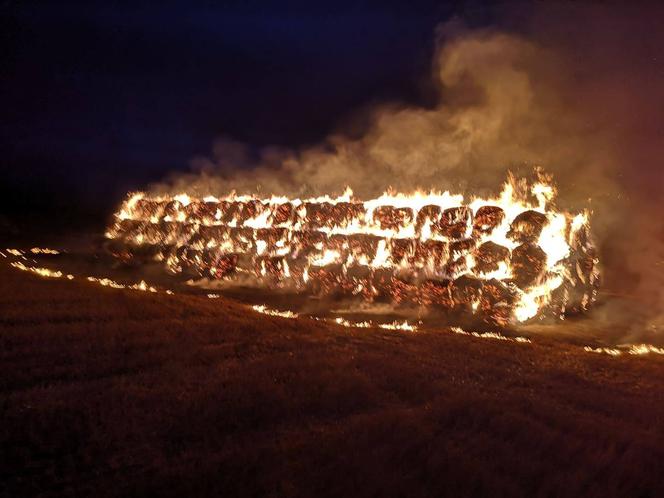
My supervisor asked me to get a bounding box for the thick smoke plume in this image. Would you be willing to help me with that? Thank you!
[153,6,664,341]
[162,30,620,204]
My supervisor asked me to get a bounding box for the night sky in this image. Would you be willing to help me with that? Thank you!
[3,1,662,236]
[1,1,504,231]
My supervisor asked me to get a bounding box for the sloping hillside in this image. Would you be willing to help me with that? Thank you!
[2,264,664,497]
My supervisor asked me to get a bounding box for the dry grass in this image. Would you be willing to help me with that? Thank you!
[2,264,664,497]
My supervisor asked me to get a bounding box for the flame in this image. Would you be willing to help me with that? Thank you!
[116,192,144,221]
[6,249,664,356]
[10,261,74,280]
[333,317,372,328]
[329,317,418,330]
[513,275,564,322]
[5,249,171,293]
[378,320,417,331]
[252,304,298,318]
[311,249,341,267]
[451,326,531,343]
[628,344,664,355]
[584,344,664,356]
[105,174,598,324]
[87,276,158,292]
[250,305,418,330]
[30,247,60,255]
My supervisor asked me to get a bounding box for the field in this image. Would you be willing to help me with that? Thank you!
[2,262,664,497]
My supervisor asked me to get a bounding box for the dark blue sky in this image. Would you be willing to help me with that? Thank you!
[1,1,503,227]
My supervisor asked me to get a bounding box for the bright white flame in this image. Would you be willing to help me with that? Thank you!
[86,276,158,293]
[10,262,73,280]
[513,275,564,322]
[252,304,298,318]
[378,320,417,331]
[334,317,372,328]
[584,344,664,356]
[30,247,60,255]
[628,344,664,355]
[451,326,531,343]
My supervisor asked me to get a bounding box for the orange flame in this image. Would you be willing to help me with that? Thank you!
[106,174,598,324]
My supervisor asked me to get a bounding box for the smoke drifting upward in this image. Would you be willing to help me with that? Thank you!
[154,5,663,341]
[163,29,621,204]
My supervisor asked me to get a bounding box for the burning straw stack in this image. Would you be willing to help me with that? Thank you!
[106,185,599,325]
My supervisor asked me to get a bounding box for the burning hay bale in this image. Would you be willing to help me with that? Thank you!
[309,263,346,297]
[211,253,240,278]
[303,202,364,228]
[418,279,454,308]
[106,178,600,324]
[450,275,484,310]
[388,238,415,265]
[508,210,549,243]
[438,206,472,240]
[269,202,295,225]
[413,240,449,269]
[373,206,414,230]
[474,241,510,274]
[415,205,442,232]
[450,238,477,257]
[473,205,505,234]
[510,242,547,288]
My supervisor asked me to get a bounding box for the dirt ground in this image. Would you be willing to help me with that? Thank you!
[2,263,664,497]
